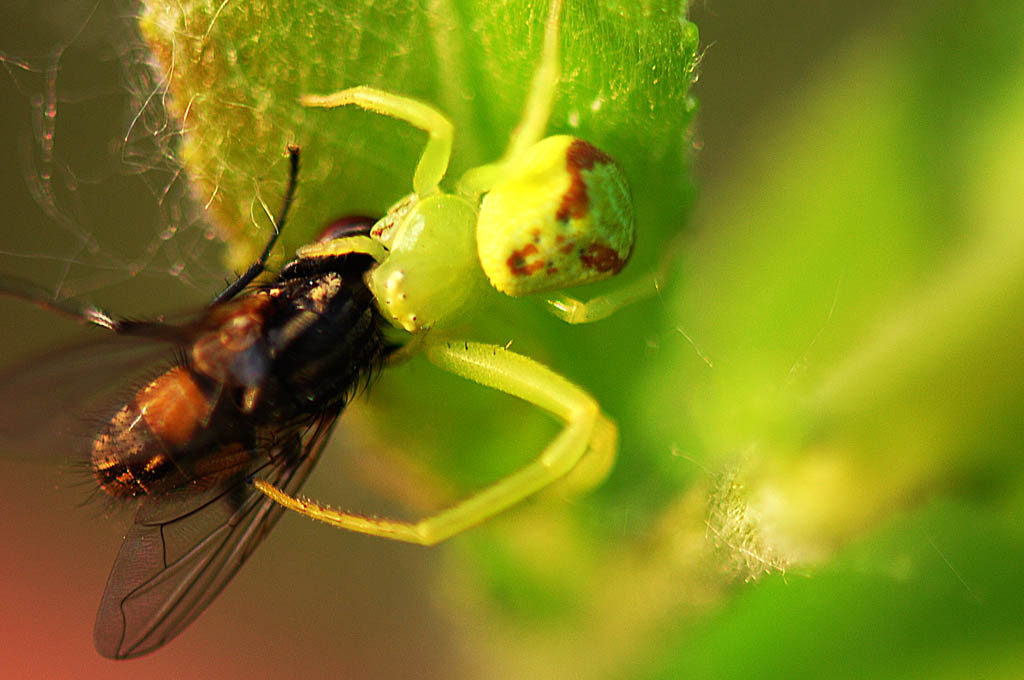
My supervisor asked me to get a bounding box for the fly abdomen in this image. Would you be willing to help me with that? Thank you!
[91,365,216,497]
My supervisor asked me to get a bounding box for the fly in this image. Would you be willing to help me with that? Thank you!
[0,146,393,658]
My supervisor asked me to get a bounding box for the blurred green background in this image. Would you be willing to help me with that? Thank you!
[1,0,1022,678]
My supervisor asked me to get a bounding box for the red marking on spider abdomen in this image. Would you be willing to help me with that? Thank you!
[506,243,546,277]
[556,139,614,223]
[579,243,626,274]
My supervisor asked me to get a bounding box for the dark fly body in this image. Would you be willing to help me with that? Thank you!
[0,147,393,658]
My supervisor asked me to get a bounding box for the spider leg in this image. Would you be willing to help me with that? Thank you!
[457,0,564,196]
[254,340,617,545]
[301,87,453,197]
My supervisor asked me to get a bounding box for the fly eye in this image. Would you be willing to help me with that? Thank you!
[316,215,377,243]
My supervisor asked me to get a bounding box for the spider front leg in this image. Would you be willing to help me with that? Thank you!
[301,87,453,197]
[254,340,617,546]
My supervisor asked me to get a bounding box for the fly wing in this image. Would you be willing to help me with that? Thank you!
[0,279,235,463]
[0,334,169,462]
[93,415,339,659]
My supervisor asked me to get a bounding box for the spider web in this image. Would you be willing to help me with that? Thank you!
[0,1,226,324]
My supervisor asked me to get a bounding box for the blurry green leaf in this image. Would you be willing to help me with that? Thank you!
[623,0,1024,676]
[630,499,1024,680]
[644,0,1024,562]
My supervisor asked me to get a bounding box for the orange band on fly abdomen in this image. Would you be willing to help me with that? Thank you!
[136,366,213,448]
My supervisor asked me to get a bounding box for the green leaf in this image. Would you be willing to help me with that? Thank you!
[137,0,698,270]
[627,0,1024,676]
[631,499,1024,680]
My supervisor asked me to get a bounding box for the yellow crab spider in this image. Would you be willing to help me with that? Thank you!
[254,0,646,545]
